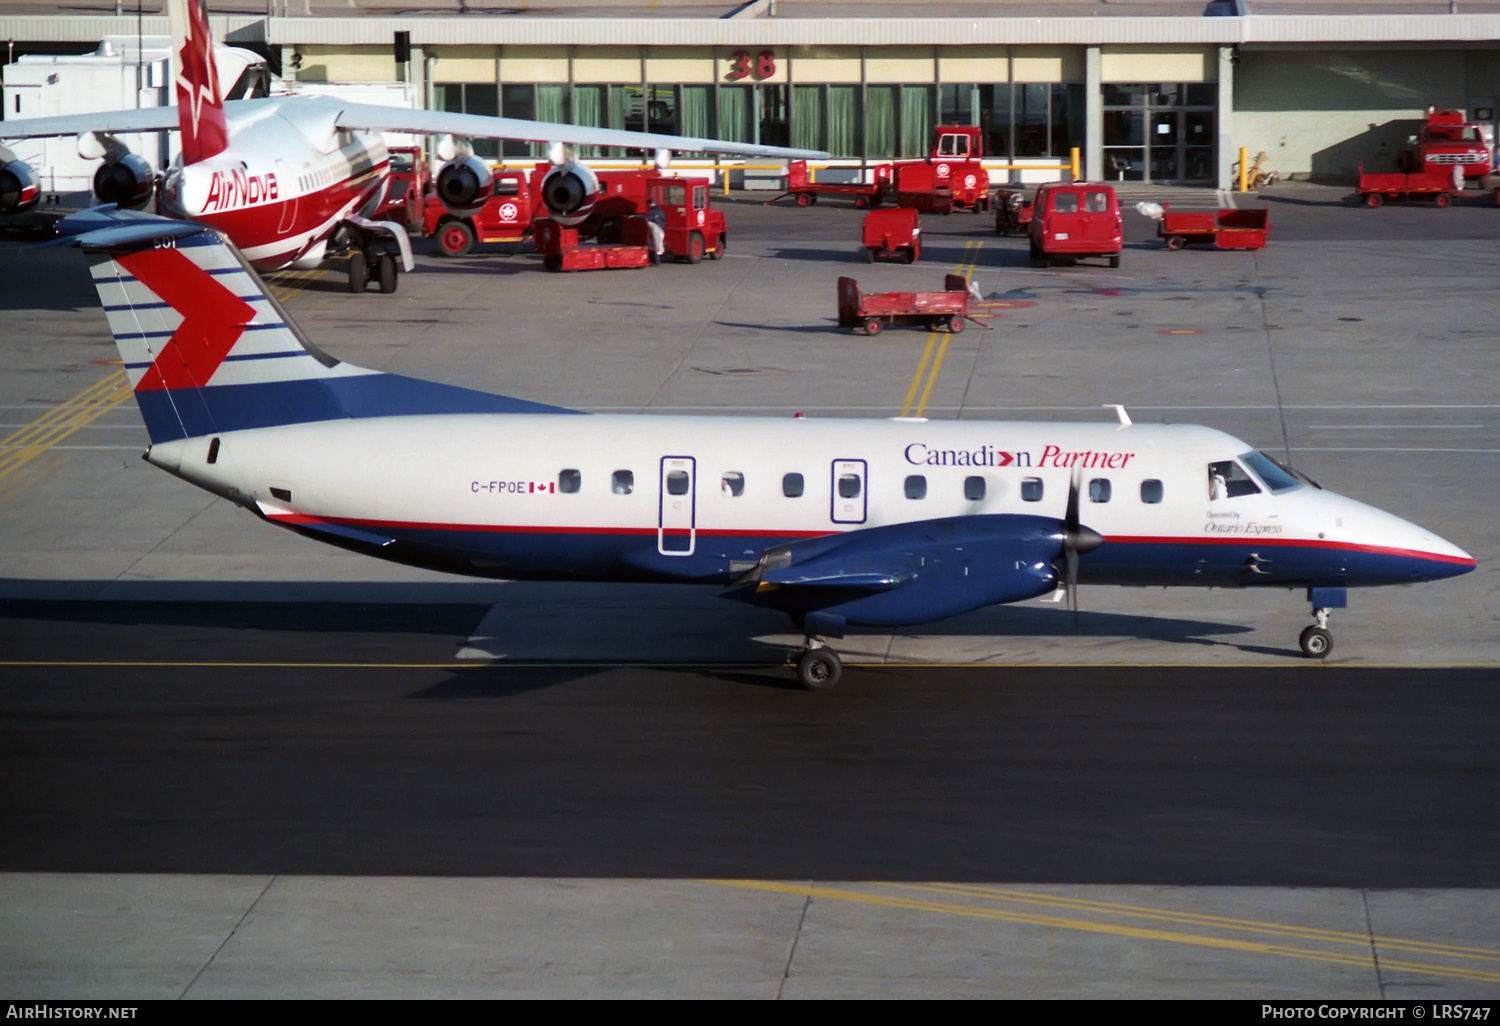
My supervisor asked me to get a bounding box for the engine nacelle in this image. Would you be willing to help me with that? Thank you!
[539,161,600,227]
[93,153,155,210]
[0,160,41,215]
[434,154,493,217]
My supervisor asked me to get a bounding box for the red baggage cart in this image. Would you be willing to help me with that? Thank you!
[1158,204,1269,250]
[1355,163,1464,207]
[768,160,892,208]
[837,274,986,336]
[861,206,921,263]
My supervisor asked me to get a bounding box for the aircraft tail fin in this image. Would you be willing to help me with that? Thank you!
[168,0,230,164]
[49,208,574,445]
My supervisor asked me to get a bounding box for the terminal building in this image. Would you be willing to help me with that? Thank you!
[2,0,1499,189]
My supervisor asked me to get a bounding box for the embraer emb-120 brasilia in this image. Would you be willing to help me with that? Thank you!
[51,209,1476,688]
[0,0,822,294]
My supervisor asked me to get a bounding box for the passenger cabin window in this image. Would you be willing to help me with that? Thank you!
[666,470,690,496]
[838,474,862,499]
[612,470,633,495]
[1141,479,1164,504]
[1089,478,1111,503]
[964,476,986,501]
[1053,192,1078,214]
[559,469,581,494]
[1208,460,1262,500]
[722,472,744,497]
[1021,477,1044,502]
[783,473,804,498]
[904,475,927,500]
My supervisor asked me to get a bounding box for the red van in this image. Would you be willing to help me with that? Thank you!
[1028,182,1122,268]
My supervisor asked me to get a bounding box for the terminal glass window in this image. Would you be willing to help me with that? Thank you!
[435,83,498,159]
[1103,83,1215,185]
[759,85,790,149]
[501,84,536,159]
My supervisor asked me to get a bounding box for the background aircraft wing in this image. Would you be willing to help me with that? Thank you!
[330,102,828,160]
[0,108,181,140]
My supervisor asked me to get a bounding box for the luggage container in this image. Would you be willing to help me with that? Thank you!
[861,206,921,263]
[837,274,986,336]
[1158,204,1269,250]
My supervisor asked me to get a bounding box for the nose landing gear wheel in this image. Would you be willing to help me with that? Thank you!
[796,648,842,690]
[1299,626,1333,659]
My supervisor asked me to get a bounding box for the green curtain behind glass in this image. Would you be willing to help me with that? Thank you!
[679,86,710,157]
[865,86,896,159]
[827,85,860,159]
[901,85,932,158]
[573,85,604,157]
[792,85,822,153]
[717,86,753,143]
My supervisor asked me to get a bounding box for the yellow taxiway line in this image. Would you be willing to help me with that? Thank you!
[900,240,983,418]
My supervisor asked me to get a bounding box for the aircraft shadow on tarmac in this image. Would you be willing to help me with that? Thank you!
[0,576,1265,666]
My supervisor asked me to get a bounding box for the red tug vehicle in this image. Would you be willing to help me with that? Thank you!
[1398,108,1493,182]
[773,126,991,214]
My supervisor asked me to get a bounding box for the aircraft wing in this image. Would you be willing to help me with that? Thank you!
[0,108,181,140]
[330,102,828,161]
[721,514,1071,628]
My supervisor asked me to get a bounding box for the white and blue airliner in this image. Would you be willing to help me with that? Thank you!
[51,208,1476,687]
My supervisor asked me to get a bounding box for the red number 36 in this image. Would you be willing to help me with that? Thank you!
[726,49,776,81]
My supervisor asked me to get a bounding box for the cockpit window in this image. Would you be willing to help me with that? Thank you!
[1208,460,1261,500]
[1240,450,1304,494]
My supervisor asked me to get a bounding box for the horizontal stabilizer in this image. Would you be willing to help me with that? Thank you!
[39,208,208,251]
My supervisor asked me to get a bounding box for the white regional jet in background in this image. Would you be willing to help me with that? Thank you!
[46,207,1477,687]
[0,0,823,293]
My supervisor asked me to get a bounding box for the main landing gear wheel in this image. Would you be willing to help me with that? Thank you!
[347,250,367,293]
[796,648,842,690]
[1299,626,1333,659]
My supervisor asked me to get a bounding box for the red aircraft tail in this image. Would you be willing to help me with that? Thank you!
[168,0,229,164]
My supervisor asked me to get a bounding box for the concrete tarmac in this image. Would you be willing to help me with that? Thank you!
[0,181,1497,997]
